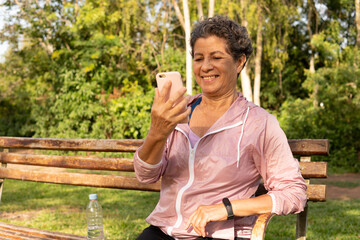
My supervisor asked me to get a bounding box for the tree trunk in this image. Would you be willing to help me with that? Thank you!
[172,0,185,30]
[356,0,360,47]
[253,4,263,106]
[183,0,193,95]
[196,0,204,20]
[208,0,215,18]
[240,0,253,102]
[307,0,318,107]
[241,66,253,102]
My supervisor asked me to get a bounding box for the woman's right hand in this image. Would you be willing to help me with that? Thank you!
[148,80,191,141]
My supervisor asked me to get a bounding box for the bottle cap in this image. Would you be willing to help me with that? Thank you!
[89,194,98,200]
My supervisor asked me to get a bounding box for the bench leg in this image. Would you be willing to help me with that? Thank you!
[0,160,7,203]
[0,178,4,203]
[296,203,308,240]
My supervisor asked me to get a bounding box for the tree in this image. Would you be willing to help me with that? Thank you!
[208,0,215,18]
[183,0,193,95]
[239,0,253,102]
[356,0,360,46]
[253,0,263,106]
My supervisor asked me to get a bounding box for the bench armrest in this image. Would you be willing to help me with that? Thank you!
[250,213,275,240]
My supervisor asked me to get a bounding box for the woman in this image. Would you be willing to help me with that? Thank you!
[134,16,307,240]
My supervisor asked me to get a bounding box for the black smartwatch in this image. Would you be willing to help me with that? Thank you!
[222,198,234,220]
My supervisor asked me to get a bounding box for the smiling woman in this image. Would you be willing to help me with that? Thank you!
[134,16,307,240]
[192,36,244,104]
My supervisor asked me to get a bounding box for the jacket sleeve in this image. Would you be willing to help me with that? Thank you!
[255,114,307,216]
[133,144,168,184]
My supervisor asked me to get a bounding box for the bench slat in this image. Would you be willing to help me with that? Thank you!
[0,222,85,240]
[0,168,160,192]
[0,137,142,152]
[255,183,326,202]
[1,138,330,156]
[0,168,325,201]
[299,162,327,178]
[0,228,52,240]
[0,153,134,172]
[288,139,329,156]
[307,184,326,202]
[1,153,327,178]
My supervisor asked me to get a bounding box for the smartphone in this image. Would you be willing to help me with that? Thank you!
[156,71,184,101]
[156,71,188,123]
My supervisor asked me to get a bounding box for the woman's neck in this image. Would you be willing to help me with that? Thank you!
[200,90,238,112]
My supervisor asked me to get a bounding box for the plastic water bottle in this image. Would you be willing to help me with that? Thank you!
[86,194,105,240]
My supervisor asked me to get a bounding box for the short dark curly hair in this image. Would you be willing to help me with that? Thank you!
[190,16,253,63]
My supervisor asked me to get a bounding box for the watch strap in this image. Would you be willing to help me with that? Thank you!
[222,198,234,220]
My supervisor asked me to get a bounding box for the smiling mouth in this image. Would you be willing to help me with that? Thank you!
[202,75,219,80]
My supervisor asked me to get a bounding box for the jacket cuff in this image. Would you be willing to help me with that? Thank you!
[267,193,277,214]
[135,151,163,168]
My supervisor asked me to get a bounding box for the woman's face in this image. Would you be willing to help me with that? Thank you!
[192,35,245,98]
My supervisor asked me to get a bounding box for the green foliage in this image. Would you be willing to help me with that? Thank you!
[0,0,359,171]
[279,58,360,172]
[91,83,154,139]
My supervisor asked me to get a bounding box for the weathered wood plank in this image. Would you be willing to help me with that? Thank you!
[288,139,329,156]
[0,227,52,239]
[251,213,275,240]
[299,162,327,178]
[307,184,326,202]
[255,183,326,202]
[0,168,160,192]
[0,137,330,155]
[0,137,143,152]
[0,168,325,200]
[0,153,134,171]
[0,153,327,177]
[0,222,85,240]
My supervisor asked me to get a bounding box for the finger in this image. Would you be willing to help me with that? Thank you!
[158,80,172,102]
[154,87,160,98]
[166,87,187,107]
[194,219,207,237]
[185,211,197,230]
[172,107,191,124]
[193,216,205,237]
[153,88,160,105]
[171,94,188,113]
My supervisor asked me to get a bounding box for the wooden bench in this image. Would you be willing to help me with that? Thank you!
[0,137,329,240]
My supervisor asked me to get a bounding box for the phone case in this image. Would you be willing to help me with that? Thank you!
[156,71,183,99]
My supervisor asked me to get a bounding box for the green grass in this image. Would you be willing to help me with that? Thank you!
[312,179,360,188]
[1,180,360,239]
[0,180,159,239]
[266,201,360,240]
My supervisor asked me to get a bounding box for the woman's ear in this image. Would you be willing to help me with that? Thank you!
[236,54,247,73]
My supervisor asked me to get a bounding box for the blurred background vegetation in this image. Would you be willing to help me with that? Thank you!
[0,0,359,172]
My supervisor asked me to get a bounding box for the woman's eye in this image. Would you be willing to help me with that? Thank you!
[194,58,203,62]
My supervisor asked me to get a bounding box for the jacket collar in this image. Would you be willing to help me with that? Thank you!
[176,92,258,135]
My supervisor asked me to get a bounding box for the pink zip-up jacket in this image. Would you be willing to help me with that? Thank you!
[134,93,307,239]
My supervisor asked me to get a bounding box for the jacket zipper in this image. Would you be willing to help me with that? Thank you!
[167,120,244,237]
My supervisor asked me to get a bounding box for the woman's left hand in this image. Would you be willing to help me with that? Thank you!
[185,204,228,237]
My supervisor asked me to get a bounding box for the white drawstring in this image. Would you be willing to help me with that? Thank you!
[237,106,250,168]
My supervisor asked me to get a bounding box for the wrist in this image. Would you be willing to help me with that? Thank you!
[222,198,235,220]
[147,128,169,142]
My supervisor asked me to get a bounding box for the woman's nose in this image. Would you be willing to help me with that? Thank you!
[201,59,214,72]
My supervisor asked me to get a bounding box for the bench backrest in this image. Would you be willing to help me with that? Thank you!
[0,137,328,202]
